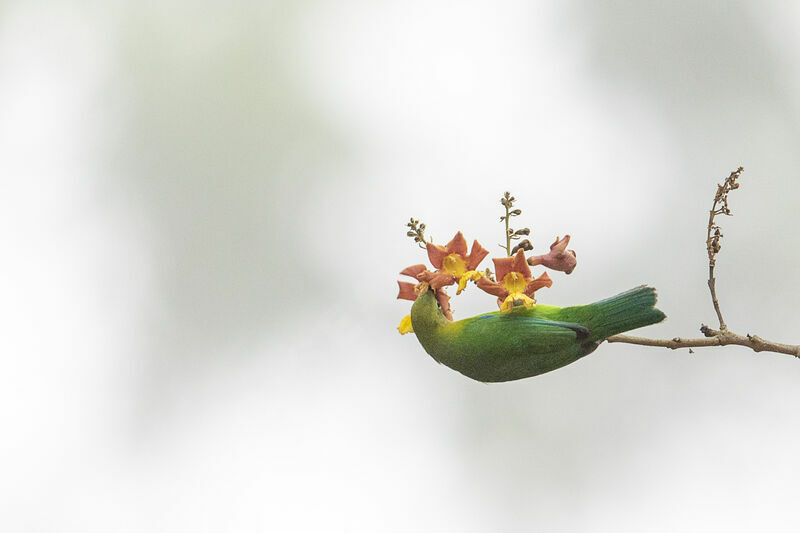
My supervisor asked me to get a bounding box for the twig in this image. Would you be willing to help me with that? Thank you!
[608,167,800,360]
[607,326,800,359]
[705,166,742,330]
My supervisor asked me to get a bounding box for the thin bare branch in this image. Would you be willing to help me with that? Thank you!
[607,326,800,359]
[705,166,743,330]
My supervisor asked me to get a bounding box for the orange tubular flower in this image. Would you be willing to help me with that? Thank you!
[527,235,577,274]
[477,249,553,312]
[421,232,489,293]
[396,232,489,333]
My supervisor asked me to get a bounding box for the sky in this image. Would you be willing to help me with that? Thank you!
[2,1,800,531]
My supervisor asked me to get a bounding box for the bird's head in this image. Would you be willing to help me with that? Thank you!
[410,289,450,333]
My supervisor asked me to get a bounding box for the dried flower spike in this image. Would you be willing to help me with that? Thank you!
[406,217,428,249]
[705,166,743,331]
[499,191,525,255]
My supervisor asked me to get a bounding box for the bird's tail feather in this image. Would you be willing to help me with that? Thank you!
[583,285,665,341]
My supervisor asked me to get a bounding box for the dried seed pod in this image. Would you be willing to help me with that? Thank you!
[511,239,533,254]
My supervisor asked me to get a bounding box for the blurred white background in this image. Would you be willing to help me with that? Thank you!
[2,1,800,531]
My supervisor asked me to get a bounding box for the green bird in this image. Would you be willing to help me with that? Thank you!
[409,286,665,382]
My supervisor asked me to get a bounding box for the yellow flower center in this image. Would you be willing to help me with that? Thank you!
[442,254,467,277]
[499,272,535,312]
[502,272,527,295]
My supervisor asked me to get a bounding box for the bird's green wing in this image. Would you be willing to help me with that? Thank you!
[450,312,589,354]
[429,313,593,382]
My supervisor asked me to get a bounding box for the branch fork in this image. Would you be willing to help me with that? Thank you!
[607,167,800,360]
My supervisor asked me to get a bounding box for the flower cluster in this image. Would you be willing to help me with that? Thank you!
[397,228,577,334]
[396,232,487,332]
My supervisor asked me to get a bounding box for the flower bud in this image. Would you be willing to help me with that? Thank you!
[527,235,577,274]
